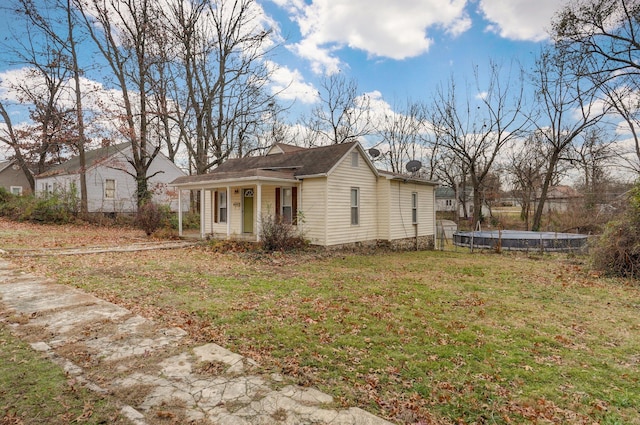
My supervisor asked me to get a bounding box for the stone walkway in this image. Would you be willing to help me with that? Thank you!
[0,258,392,425]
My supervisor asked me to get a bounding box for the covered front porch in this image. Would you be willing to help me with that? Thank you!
[174,175,299,241]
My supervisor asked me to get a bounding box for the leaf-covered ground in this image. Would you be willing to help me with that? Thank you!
[2,218,640,424]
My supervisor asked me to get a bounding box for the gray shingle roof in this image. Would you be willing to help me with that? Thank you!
[36,143,130,177]
[172,142,358,185]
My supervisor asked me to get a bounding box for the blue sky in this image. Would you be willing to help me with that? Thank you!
[0,0,568,141]
[260,0,563,107]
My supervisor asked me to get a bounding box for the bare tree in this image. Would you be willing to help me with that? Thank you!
[11,0,91,212]
[373,100,429,173]
[304,74,372,146]
[599,77,640,173]
[553,0,640,82]
[569,127,617,209]
[75,0,165,206]
[529,47,608,231]
[505,134,548,230]
[0,7,77,175]
[553,0,640,170]
[429,61,528,226]
[0,102,35,191]
[163,0,278,176]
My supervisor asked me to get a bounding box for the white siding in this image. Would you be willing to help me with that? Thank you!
[376,178,391,240]
[87,164,137,213]
[325,149,378,246]
[387,180,435,240]
[299,178,327,246]
[203,184,290,238]
[35,147,186,214]
[203,190,212,234]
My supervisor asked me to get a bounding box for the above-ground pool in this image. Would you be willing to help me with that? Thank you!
[453,230,589,252]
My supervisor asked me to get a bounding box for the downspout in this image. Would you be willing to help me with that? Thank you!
[256,183,262,242]
[178,189,183,237]
[226,185,231,238]
[200,188,205,239]
[433,187,437,250]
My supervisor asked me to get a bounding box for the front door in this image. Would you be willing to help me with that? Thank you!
[243,189,254,233]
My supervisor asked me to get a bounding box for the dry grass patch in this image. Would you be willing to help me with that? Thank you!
[3,219,640,424]
[0,323,127,425]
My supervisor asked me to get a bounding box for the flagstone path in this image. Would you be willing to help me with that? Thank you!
[0,257,392,425]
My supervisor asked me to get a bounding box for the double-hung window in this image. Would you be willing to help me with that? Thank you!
[281,187,293,223]
[276,187,297,224]
[218,191,227,223]
[104,179,116,199]
[351,187,359,225]
[412,192,418,224]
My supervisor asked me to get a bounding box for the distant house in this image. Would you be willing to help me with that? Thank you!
[0,160,31,195]
[171,141,437,249]
[535,185,583,213]
[436,187,461,216]
[435,186,486,218]
[35,143,187,213]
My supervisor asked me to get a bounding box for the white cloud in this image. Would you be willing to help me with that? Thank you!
[280,0,470,75]
[478,0,568,42]
[266,61,319,104]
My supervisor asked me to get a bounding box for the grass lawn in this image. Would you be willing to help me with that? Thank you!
[0,323,127,424]
[2,219,640,424]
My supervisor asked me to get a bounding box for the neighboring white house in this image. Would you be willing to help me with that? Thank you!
[534,185,583,213]
[171,141,438,249]
[35,143,187,213]
[435,186,491,219]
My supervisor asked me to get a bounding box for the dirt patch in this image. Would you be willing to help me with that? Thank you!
[111,383,156,409]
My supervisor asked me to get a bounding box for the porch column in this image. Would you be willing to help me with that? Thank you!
[177,189,183,237]
[200,188,205,239]
[226,185,231,238]
[256,183,262,242]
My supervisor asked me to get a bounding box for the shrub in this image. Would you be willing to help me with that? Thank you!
[260,213,307,251]
[0,187,13,204]
[169,210,200,230]
[592,182,640,279]
[136,202,172,236]
[0,191,77,224]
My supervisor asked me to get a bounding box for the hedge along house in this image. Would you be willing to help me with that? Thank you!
[171,142,438,249]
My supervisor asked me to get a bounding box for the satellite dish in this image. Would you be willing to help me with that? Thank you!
[368,148,381,158]
[406,160,422,173]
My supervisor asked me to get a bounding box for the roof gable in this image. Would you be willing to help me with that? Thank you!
[0,160,13,174]
[265,143,306,155]
[36,143,131,178]
[214,142,362,178]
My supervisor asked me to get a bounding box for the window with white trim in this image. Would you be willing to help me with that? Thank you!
[412,192,418,224]
[104,179,116,199]
[351,187,359,225]
[281,187,293,223]
[10,186,22,195]
[218,191,227,223]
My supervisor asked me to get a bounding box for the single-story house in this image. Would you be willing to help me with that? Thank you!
[534,185,583,213]
[171,141,438,249]
[35,143,187,213]
[0,159,31,195]
[435,186,487,218]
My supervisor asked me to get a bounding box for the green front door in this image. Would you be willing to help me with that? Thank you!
[243,189,254,233]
